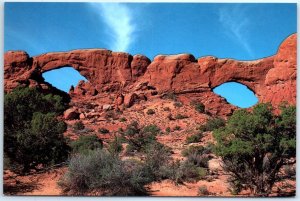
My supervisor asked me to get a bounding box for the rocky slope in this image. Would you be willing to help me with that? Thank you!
[4,34,296,116]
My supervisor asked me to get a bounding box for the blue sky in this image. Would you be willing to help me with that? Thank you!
[4,3,296,108]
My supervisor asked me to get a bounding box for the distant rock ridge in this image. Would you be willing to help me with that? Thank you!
[4,33,296,116]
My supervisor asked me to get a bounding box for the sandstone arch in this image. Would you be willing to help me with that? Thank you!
[4,33,296,112]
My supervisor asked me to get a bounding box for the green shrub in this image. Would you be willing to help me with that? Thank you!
[174,125,181,131]
[58,150,151,195]
[214,103,296,196]
[162,160,183,184]
[198,117,225,132]
[138,143,209,184]
[162,92,177,101]
[143,124,161,135]
[124,121,139,136]
[73,121,85,131]
[173,101,183,108]
[142,142,173,181]
[186,133,203,143]
[181,145,205,157]
[71,135,103,154]
[166,127,171,133]
[181,145,210,169]
[175,114,188,119]
[283,165,296,179]
[198,185,209,196]
[4,87,69,173]
[180,161,207,182]
[98,127,109,134]
[186,153,209,168]
[108,136,123,155]
[124,122,158,153]
[146,109,155,115]
[191,101,205,113]
[3,154,11,170]
[105,111,118,120]
[119,117,127,122]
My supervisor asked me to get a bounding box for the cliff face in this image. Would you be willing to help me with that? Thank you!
[4,34,296,115]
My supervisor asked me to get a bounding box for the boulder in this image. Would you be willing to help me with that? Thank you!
[103,104,113,111]
[124,93,139,108]
[64,108,80,120]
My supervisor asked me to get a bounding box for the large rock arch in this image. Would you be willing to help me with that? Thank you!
[4,33,296,112]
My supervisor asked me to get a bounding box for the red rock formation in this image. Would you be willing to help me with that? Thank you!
[124,93,139,108]
[263,34,297,106]
[4,34,296,115]
[64,108,80,120]
[4,51,34,91]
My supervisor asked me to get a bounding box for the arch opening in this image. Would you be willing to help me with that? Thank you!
[42,67,87,92]
[212,82,258,108]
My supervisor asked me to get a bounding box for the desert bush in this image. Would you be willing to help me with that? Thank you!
[180,161,207,182]
[181,145,205,157]
[140,143,209,184]
[173,101,183,108]
[186,133,203,143]
[186,152,209,168]
[194,102,205,113]
[165,127,171,133]
[205,142,214,154]
[98,127,109,134]
[142,142,173,181]
[105,110,118,120]
[73,121,85,131]
[198,185,210,196]
[173,125,181,131]
[119,117,127,122]
[108,136,123,155]
[3,154,11,170]
[162,92,177,101]
[118,127,124,132]
[143,124,161,135]
[175,114,188,119]
[70,135,103,154]
[283,165,296,179]
[124,122,160,153]
[181,145,210,169]
[162,159,183,184]
[181,145,210,179]
[58,150,151,195]
[198,117,225,132]
[4,87,69,173]
[214,103,296,196]
[124,121,139,136]
[146,109,155,115]
[159,159,208,184]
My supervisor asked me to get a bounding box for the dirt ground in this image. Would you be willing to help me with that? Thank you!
[3,98,296,197]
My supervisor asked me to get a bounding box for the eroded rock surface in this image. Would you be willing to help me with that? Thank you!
[4,34,296,116]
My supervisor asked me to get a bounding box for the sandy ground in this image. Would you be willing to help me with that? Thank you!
[4,168,66,196]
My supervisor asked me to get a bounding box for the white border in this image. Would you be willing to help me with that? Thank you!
[0,0,299,200]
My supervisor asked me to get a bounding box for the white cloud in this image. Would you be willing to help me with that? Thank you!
[218,5,254,57]
[89,3,136,52]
